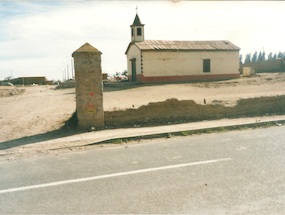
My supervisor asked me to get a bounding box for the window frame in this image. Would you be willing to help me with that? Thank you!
[203,59,211,73]
[137,28,142,36]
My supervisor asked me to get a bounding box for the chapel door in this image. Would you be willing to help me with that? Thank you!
[131,59,136,82]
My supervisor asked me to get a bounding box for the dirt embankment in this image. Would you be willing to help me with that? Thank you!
[104,96,285,128]
[0,87,25,97]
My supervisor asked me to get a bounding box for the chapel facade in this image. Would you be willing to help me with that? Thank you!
[125,13,240,83]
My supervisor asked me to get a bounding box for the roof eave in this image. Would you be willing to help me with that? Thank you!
[140,49,240,52]
[125,42,138,55]
[130,24,145,27]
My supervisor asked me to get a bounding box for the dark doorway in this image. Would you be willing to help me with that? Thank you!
[131,59,137,82]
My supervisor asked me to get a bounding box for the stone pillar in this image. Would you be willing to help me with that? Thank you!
[72,43,104,129]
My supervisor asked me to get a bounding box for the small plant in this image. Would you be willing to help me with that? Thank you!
[107,138,129,144]
[181,131,190,136]
[112,106,119,111]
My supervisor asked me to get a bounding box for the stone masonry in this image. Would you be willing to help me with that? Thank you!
[72,43,104,129]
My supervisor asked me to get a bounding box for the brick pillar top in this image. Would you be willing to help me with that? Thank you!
[72,42,102,56]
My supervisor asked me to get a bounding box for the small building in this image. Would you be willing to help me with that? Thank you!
[9,76,47,85]
[125,14,240,83]
[242,67,256,77]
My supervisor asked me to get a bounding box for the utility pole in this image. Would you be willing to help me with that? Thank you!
[71,58,74,79]
[65,68,68,81]
[67,65,69,80]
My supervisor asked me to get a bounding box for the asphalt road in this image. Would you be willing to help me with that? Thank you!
[0,126,285,214]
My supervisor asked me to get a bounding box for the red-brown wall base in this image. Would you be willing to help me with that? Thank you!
[128,74,142,82]
[129,74,240,83]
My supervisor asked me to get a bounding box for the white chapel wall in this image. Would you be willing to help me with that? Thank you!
[142,51,240,77]
[126,45,142,76]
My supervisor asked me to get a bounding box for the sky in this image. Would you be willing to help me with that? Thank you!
[0,0,284,81]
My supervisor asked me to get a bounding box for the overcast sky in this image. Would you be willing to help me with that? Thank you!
[0,0,284,81]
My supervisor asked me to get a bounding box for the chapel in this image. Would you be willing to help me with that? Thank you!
[125,13,240,83]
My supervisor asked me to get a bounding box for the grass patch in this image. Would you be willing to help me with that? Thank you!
[104,138,129,144]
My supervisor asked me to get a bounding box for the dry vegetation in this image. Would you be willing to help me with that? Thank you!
[0,88,25,97]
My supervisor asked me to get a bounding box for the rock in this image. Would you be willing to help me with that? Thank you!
[88,127,96,132]
[167,133,172,138]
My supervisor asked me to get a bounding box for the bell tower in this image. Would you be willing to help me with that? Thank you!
[130,12,144,43]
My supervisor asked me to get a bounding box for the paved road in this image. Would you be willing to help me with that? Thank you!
[0,126,285,214]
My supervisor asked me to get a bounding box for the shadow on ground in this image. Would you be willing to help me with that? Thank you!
[55,79,236,93]
[0,112,80,151]
[0,128,81,151]
[103,82,144,92]
[103,79,233,92]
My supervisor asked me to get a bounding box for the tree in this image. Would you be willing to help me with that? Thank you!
[262,51,266,61]
[244,53,252,63]
[267,52,273,60]
[277,51,284,59]
[257,51,264,61]
[273,53,277,60]
[4,76,12,81]
[122,70,128,76]
[252,51,258,62]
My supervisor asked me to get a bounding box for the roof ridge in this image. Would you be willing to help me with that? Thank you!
[133,40,240,51]
[143,39,232,43]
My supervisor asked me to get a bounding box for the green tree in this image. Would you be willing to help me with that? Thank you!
[4,76,12,81]
[262,51,266,61]
[267,52,273,60]
[252,51,258,62]
[277,51,284,59]
[257,51,263,61]
[245,53,252,63]
[122,70,128,76]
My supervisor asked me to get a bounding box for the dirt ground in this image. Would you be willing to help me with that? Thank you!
[1,73,285,144]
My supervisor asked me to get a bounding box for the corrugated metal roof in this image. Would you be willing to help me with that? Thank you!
[135,40,240,51]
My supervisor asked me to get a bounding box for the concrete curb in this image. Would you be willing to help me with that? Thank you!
[4,115,284,155]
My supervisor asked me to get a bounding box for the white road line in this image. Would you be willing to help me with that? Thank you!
[0,158,232,194]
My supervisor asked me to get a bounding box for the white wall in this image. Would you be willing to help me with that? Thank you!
[142,51,240,77]
[126,44,142,76]
[131,26,144,43]
[243,67,256,76]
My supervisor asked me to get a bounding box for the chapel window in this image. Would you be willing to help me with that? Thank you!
[137,28,142,36]
[203,59,211,73]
